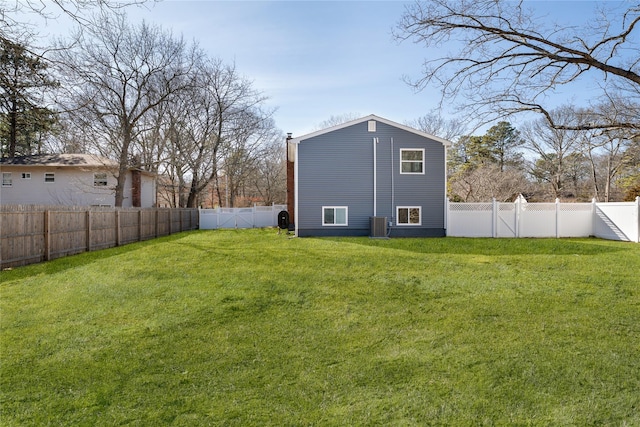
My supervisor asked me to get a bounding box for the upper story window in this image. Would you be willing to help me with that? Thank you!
[323,206,348,226]
[94,172,108,187]
[400,149,424,174]
[397,206,421,226]
[44,173,55,183]
[2,172,12,186]
[21,172,31,179]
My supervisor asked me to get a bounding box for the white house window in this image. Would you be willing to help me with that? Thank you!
[400,149,424,174]
[2,172,12,186]
[21,172,31,179]
[323,206,348,226]
[94,172,108,187]
[397,206,421,226]
[44,173,55,183]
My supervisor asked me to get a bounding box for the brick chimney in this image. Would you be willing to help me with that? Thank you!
[131,169,142,207]
[286,133,295,229]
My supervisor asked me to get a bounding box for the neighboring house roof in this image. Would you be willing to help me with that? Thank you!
[0,153,118,168]
[0,154,155,176]
[289,114,453,147]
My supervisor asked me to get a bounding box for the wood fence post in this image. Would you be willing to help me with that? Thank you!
[86,210,92,252]
[138,209,143,241]
[44,210,51,261]
[155,208,159,238]
[115,209,121,246]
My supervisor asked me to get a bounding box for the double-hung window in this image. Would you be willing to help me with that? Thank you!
[2,172,12,187]
[323,206,348,226]
[397,206,421,226]
[44,173,55,183]
[400,149,424,174]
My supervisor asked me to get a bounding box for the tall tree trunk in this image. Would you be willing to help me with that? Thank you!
[114,125,132,207]
[9,96,17,157]
[186,173,199,208]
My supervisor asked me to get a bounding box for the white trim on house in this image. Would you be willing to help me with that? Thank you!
[289,114,453,147]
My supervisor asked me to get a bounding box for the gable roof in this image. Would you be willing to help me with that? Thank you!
[0,154,118,168]
[290,114,452,147]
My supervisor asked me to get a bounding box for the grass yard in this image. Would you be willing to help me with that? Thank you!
[1,229,639,426]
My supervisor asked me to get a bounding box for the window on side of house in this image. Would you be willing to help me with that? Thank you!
[397,206,421,226]
[21,172,31,179]
[94,172,108,187]
[44,172,55,183]
[400,149,424,174]
[322,206,348,226]
[2,172,12,186]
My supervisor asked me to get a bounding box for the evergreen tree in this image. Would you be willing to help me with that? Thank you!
[0,37,58,158]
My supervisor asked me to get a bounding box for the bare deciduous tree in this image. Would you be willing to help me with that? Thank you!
[314,113,362,130]
[449,163,529,202]
[521,107,584,199]
[397,0,640,133]
[405,110,467,142]
[54,13,196,206]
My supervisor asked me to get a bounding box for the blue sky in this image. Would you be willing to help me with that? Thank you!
[127,1,432,137]
[33,1,634,138]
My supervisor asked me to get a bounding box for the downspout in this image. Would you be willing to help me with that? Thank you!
[391,137,395,224]
[373,137,378,217]
[444,142,448,233]
[294,139,299,237]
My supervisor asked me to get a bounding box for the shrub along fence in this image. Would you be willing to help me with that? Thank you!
[447,196,640,243]
[1,206,199,269]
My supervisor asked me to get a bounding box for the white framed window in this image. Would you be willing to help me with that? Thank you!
[21,172,31,179]
[2,172,12,187]
[322,206,348,226]
[397,206,421,226]
[94,172,108,187]
[44,172,55,183]
[400,149,424,174]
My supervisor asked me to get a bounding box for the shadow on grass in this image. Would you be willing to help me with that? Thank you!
[321,236,634,256]
[0,232,198,284]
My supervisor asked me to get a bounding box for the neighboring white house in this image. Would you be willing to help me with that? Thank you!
[0,154,156,207]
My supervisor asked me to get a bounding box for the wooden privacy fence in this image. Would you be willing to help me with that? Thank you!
[1,206,199,269]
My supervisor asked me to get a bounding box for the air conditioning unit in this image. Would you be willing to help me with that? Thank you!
[370,216,388,238]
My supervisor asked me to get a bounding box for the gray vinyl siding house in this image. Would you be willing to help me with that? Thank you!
[289,114,451,237]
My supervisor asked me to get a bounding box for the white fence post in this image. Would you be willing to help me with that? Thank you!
[555,198,560,239]
[492,198,497,238]
[591,198,597,237]
[636,196,640,243]
[515,195,522,238]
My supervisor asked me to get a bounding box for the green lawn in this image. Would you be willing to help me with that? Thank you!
[1,229,639,426]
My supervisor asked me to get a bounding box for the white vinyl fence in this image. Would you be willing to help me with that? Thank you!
[447,196,639,243]
[199,205,287,229]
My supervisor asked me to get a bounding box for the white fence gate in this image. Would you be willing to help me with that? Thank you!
[447,196,639,243]
[199,205,287,230]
